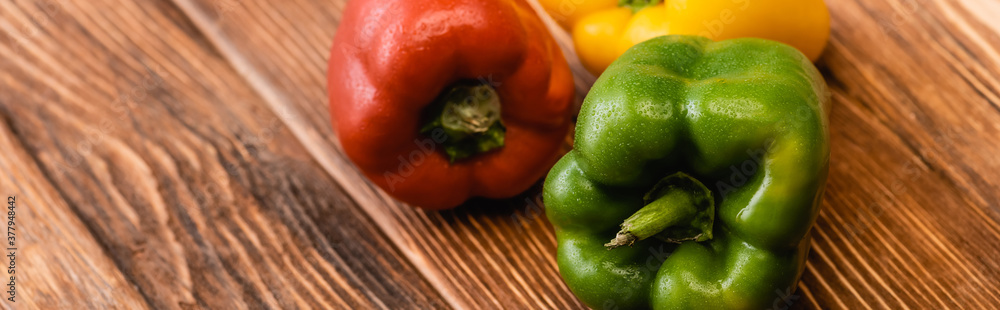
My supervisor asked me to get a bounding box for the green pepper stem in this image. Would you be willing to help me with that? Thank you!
[605,172,715,249]
[617,0,663,12]
[421,82,506,162]
[606,191,697,248]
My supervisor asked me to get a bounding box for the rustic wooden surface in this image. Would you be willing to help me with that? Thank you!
[1,0,999,309]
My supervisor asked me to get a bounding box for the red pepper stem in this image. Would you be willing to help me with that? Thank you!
[605,172,715,249]
[420,82,506,162]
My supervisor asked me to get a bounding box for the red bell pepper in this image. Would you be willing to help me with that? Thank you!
[328,0,575,210]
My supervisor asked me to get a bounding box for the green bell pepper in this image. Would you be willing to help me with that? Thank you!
[543,35,830,309]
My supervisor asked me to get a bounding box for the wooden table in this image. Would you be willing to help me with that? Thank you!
[2,0,999,308]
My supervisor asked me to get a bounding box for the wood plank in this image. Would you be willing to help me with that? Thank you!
[802,0,1000,307]
[0,0,445,308]
[0,108,150,309]
[167,0,1000,308]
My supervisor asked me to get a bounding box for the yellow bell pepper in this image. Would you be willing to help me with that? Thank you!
[537,0,830,74]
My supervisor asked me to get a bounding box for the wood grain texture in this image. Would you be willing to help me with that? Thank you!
[801,0,1000,307]
[1,0,999,309]
[0,0,444,308]
[0,108,149,309]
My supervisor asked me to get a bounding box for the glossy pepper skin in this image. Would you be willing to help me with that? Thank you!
[329,0,575,210]
[537,0,830,74]
[543,36,829,309]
